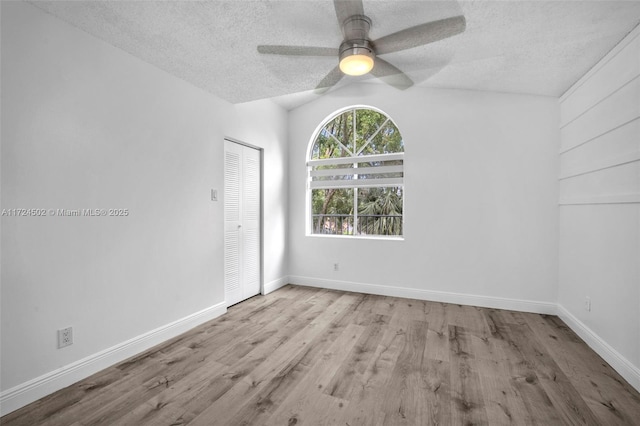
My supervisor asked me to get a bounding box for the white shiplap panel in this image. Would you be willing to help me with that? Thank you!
[560,151,640,180]
[560,193,640,205]
[560,78,640,153]
[560,119,640,176]
[561,33,640,127]
[559,161,640,200]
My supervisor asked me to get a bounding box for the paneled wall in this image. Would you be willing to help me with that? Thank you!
[558,24,640,390]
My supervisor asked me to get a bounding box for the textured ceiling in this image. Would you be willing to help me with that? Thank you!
[30,1,640,109]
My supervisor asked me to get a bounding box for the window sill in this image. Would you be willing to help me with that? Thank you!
[306,234,404,241]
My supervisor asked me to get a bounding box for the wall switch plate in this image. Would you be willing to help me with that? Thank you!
[58,327,73,348]
[211,189,218,201]
[585,297,591,312]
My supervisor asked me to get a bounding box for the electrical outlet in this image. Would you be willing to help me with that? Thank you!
[333,263,339,271]
[58,327,73,348]
[585,297,591,312]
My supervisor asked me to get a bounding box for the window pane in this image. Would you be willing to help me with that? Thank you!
[357,187,403,236]
[357,118,403,156]
[311,188,354,235]
[311,110,354,160]
[355,109,388,154]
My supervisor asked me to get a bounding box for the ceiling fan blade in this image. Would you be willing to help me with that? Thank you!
[315,65,344,93]
[257,45,338,56]
[373,15,466,55]
[334,0,365,27]
[370,58,413,90]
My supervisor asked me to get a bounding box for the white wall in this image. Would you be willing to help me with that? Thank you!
[557,24,640,390]
[288,84,559,312]
[0,1,287,413]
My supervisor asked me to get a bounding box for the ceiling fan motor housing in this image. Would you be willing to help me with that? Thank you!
[339,14,375,69]
[339,39,375,62]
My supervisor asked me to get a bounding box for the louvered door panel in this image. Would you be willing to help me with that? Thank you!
[244,156,260,221]
[224,229,240,293]
[224,150,240,222]
[224,142,243,306]
[243,228,260,296]
[242,147,261,298]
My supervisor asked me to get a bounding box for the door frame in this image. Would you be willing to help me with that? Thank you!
[224,137,264,298]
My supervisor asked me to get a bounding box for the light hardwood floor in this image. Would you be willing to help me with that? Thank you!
[3,284,640,425]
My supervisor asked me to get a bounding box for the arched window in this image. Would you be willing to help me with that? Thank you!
[307,106,404,237]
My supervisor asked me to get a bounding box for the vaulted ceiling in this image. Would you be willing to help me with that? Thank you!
[31,1,640,109]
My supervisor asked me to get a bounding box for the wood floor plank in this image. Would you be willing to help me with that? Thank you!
[264,322,364,426]
[331,310,409,425]
[505,322,601,426]
[69,299,304,425]
[424,301,450,362]
[324,314,389,400]
[107,358,229,426]
[161,291,361,426]
[39,343,211,426]
[103,297,325,426]
[347,297,415,418]
[523,312,640,425]
[218,296,368,425]
[380,320,433,425]
[448,325,489,425]
[373,295,400,318]
[186,292,366,426]
[350,293,381,326]
[468,311,532,425]
[4,285,640,426]
[477,372,533,425]
[483,310,568,425]
[45,347,212,426]
[214,299,322,366]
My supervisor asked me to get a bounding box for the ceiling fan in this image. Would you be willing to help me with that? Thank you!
[257,0,466,93]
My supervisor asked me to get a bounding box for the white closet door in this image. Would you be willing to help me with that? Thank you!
[242,147,261,299]
[224,140,261,306]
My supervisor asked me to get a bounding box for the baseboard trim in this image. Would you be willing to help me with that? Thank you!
[263,276,289,295]
[288,275,557,315]
[0,301,227,416]
[557,304,640,392]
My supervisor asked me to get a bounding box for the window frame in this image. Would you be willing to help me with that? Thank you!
[305,105,405,240]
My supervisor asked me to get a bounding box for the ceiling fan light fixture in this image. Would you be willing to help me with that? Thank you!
[340,53,374,76]
[339,41,375,76]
